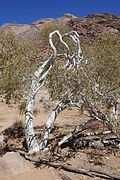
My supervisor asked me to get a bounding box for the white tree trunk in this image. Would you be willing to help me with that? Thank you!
[39,98,80,150]
[25,30,83,153]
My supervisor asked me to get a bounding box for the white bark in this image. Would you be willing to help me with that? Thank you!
[25,80,43,152]
[58,118,95,146]
[25,31,61,152]
[24,29,119,154]
[25,30,83,153]
[39,98,80,150]
[64,31,83,68]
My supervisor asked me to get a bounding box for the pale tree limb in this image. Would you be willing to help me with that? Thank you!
[77,130,112,137]
[64,31,83,68]
[25,30,83,153]
[58,118,95,146]
[38,97,81,151]
[58,92,119,147]
[25,30,69,152]
[58,117,112,147]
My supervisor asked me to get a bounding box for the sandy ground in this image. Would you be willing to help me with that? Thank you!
[0,97,83,180]
[0,166,60,180]
[0,95,120,180]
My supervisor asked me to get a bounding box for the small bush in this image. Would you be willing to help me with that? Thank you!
[0,30,38,103]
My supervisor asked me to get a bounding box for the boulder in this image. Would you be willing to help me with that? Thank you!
[0,152,31,174]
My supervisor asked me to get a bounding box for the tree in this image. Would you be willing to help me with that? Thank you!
[25,30,120,154]
[25,30,83,153]
[47,32,120,139]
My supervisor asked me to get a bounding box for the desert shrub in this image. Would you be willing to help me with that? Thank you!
[0,30,38,103]
[46,32,120,136]
[47,33,120,103]
[83,33,120,89]
[0,24,75,103]
[47,33,120,131]
[82,33,120,108]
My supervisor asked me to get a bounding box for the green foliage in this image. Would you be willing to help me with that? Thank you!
[0,30,36,103]
[83,33,120,105]
[47,33,120,104]
[46,32,120,137]
[83,33,120,87]
[46,60,80,100]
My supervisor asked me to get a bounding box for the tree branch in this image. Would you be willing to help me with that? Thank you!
[21,154,120,180]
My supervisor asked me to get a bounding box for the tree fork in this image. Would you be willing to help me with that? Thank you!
[25,30,83,153]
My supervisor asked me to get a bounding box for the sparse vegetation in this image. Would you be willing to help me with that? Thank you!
[0,30,33,103]
[0,26,119,140]
[47,33,120,102]
[46,33,120,137]
[0,16,120,180]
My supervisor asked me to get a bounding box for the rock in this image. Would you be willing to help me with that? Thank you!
[67,13,120,42]
[0,152,31,174]
[64,13,77,18]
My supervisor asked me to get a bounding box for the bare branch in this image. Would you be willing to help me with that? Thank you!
[22,154,120,180]
[25,30,84,153]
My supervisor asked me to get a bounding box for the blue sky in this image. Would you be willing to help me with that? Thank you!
[0,0,120,25]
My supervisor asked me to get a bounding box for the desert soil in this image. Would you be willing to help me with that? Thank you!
[0,92,120,180]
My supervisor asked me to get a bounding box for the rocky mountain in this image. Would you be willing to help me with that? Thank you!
[67,13,120,41]
[0,13,120,43]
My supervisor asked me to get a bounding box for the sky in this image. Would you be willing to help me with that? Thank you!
[0,0,120,25]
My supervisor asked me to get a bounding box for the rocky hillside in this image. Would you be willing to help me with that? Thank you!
[0,13,120,43]
[67,13,120,41]
[0,14,76,42]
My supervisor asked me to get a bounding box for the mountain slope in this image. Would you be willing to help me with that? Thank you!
[0,13,120,43]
